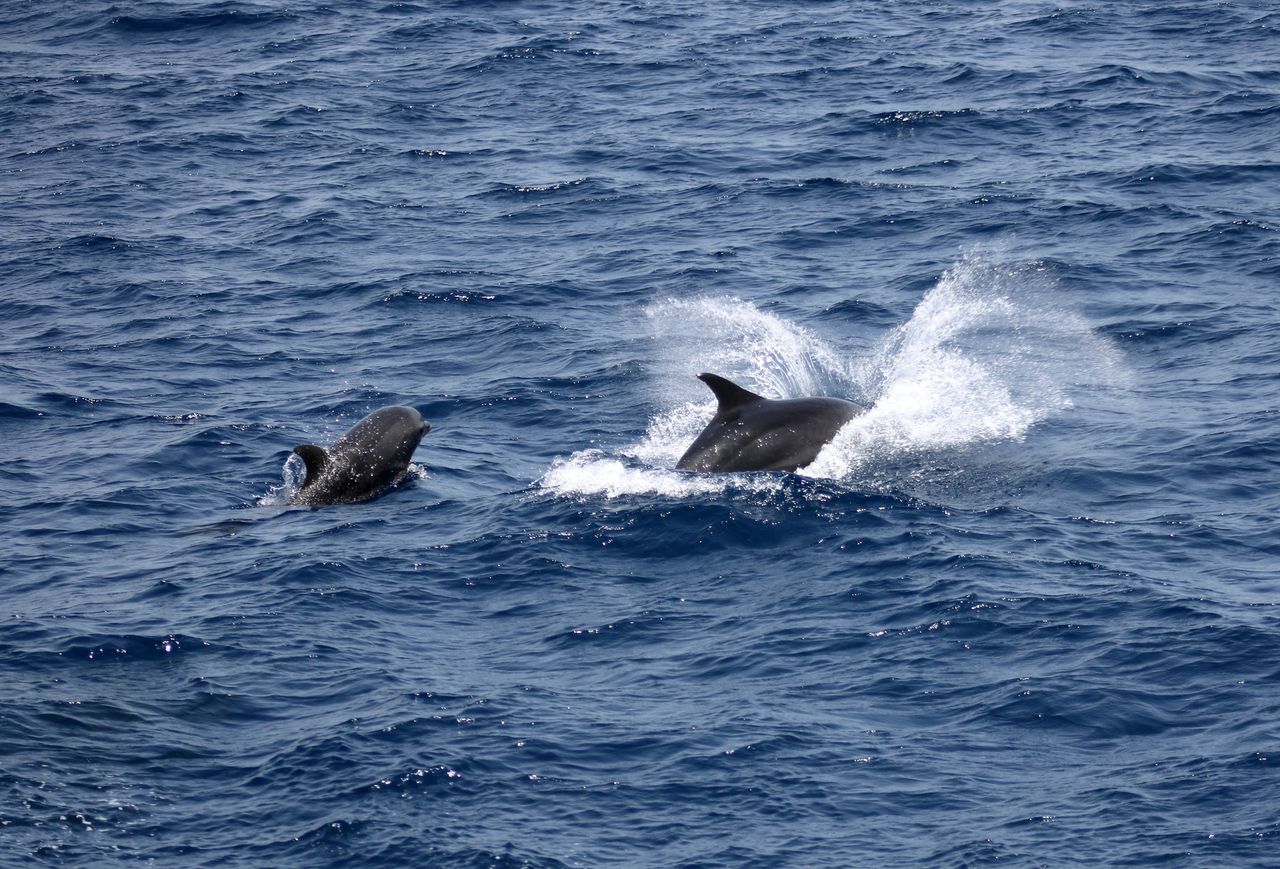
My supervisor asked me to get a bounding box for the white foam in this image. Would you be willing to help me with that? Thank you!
[539,451,780,499]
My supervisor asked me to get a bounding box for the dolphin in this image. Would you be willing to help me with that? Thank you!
[289,406,431,506]
[676,373,863,473]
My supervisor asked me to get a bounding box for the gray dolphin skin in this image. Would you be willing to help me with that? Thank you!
[676,373,863,473]
[289,405,431,506]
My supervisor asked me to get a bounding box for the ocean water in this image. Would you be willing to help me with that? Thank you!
[2,0,1279,865]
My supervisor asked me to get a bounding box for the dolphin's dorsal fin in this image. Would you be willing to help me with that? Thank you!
[697,372,764,416]
[292,444,329,489]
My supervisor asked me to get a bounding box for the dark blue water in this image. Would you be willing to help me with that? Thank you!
[3,1,1279,864]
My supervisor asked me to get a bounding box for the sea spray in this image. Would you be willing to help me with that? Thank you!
[805,251,1126,479]
[643,295,850,405]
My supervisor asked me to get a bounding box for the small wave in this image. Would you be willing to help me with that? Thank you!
[0,633,215,665]
[874,108,980,127]
[109,6,297,35]
[0,400,44,419]
[379,288,499,306]
[471,177,618,203]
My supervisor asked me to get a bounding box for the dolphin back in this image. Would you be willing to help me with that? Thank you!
[677,374,861,473]
[287,406,430,506]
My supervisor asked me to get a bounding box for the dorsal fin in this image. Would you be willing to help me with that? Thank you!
[292,444,329,489]
[697,372,764,415]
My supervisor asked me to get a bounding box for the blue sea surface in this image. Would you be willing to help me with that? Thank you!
[3,1,1279,865]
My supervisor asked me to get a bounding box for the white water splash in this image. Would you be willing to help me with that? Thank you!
[806,251,1126,479]
[643,295,850,405]
[540,249,1125,498]
[257,451,306,506]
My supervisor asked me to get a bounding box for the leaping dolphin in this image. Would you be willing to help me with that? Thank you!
[289,406,431,506]
[676,373,862,473]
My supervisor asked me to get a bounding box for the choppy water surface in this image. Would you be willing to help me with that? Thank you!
[3,1,1279,865]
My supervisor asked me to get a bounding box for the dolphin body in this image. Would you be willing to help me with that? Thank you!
[289,406,431,506]
[676,373,863,473]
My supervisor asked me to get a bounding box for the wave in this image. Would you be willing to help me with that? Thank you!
[108,6,298,35]
[542,247,1127,498]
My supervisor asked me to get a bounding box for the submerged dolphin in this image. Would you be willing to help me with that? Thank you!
[676,373,863,473]
[289,406,431,506]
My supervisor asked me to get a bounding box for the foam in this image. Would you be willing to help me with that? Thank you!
[540,451,782,499]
